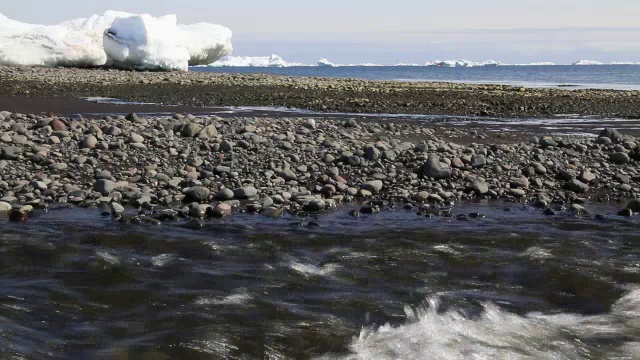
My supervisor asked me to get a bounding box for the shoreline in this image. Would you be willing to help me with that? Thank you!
[1,65,639,118]
[0,109,638,224]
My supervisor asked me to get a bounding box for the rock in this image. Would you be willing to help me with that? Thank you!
[510,189,526,197]
[599,128,623,142]
[95,179,117,195]
[579,169,597,183]
[215,188,235,200]
[233,186,258,199]
[1,146,21,160]
[184,186,211,202]
[531,162,547,175]
[566,179,589,193]
[0,201,11,212]
[128,133,144,143]
[539,137,557,148]
[471,179,489,195]
[422,155,452,180]
[108,202,124,215]
[49,119,66,131]
[181,123,202,137]
[626,199,640,212]
[610,152,630,164]
[211,202,232,217]
[306,199,326,211]
[81,135,98,149]
[470,154,486,168]
[279,169,297,181]
[220,140,234,152]
[361,180,383,194]
[200,125,218,138]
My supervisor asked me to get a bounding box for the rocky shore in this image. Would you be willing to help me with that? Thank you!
[1,65,639,118]
[0,109,639,224]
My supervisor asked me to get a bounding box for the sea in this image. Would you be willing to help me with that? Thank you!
[3,65,640,359]
[192,64,640,91]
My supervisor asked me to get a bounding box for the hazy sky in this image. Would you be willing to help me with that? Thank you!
[3,0,640,64]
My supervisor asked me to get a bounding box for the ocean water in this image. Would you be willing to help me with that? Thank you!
[192,65,640,90]
[2,202,640,359]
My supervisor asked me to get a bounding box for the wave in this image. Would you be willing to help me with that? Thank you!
[0,11,232,71]
[321,287,640,359]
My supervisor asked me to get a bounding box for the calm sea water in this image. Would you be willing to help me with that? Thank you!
[192,65,640,90]
[2,202,640,359]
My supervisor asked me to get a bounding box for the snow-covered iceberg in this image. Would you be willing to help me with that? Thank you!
[425,59,503,67]
[572,60,603,66]
[0,11,232,71]
[208,54,306,67]
[317,58,336,67]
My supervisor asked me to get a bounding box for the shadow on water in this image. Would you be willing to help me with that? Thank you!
[2,201,640,359]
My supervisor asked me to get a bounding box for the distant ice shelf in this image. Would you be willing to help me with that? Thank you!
[0,11,232,71]
[205,56,639,68]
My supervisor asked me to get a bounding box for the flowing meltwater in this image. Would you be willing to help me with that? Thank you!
[337,293,640,360]
[2,201,640,359]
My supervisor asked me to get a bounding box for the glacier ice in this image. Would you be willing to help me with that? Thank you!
[317,58,336,67]
[0,11,232,71]
[179,23,233,66]
[104,14,190,71]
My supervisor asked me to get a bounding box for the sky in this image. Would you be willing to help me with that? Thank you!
[3,0,640,64]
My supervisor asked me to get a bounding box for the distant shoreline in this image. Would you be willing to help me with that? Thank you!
[1,65,639,118]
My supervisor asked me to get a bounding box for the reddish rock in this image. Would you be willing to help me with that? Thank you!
[49,119,66,131]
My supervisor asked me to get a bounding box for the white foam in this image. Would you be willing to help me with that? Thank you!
[0,11,232,71]
[289,261,340,278]
[327,288,640,359]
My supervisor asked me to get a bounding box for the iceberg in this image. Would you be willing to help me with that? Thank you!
[572,60,603,66]
[317,58,336,67]
[425,59,503,67]
[208,54,306,67]
[0,11,232,71]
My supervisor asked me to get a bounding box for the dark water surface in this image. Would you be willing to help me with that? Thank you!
[192,65,640,91]
[2,202,640,359]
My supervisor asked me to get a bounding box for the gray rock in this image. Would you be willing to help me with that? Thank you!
[184,186,211,202]
[128,133,144,143]
[471,179,489,195]
[0,201,11,212]
[626,199,640,212]
[610,152,630,164]
[1,146,21,160]
[215,188,235,200]
[220,140,234,152]
[579,169,596,183]
[306,199,326,211]
[95,179,117,195]
[566,179,589,193]
[361,180,383,194]
[539,137,557,148]
[81,135,98,149]
[422,155,452,180]
[233,186,258,199]
[599,128,623,142]
[181,123,202,137]
[470,154,487,168]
